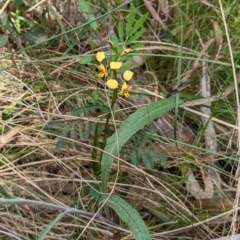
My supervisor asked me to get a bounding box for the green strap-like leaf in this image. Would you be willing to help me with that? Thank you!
[118,21,124,43]
[101,97,181,192]
[104,194,151,240]
[38,210,69,240]
[55,123,69,152]
[130,13,148,35]
[126,28,146,45]
[126,5,135,36]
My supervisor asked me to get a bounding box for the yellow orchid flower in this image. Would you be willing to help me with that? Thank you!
[123,70,134,81]
[96,52,105,62]
[119,82,132,98]
[110,61,122,70]
[106,79,118,89]
[97,63,108,78]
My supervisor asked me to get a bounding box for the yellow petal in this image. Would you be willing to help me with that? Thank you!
[96,52,105,62]
[121,82,128,90]
[98,71,107,78]
[123,91,130,98]
[110,61,122,70]
[97,63,106,72]
[123,70,134,81]
[119,82,132,97]
[123,48,133,54]
[106,79,118,89]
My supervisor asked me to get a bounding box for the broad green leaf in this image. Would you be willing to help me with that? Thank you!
[131,13,148,35]
[79,55,93,64]
[118,21,124,42]
[20,25,48,44]
[77,0,89,13]
[126,28,146,45]
[104,194,151,240]
[38,210,68,240]
[101,96,181,192]
[126,5,135,36]
[0,11,9,27]
[89,14,98,31]
[91,90,100,101]
[133,0,148,16]
[0,35,8,47]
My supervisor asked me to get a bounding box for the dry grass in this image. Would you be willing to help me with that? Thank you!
[0,0,240,239]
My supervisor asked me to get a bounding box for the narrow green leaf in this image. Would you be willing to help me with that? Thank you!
[126,5,135,36]
[72,104,100,116]
[89,14,98,31]
[126,28,146,45]
[77,0,89,13]
[84,122,90,139]
[78,121,85,141]
[140,148,152,168]
[110,34,120,52]
[118,21,124,42]
[70,126,77,147]
[0,185,14,199]
[131,13,148,35]
[63,28,86,56]
[95,99,110,112]
[131,42,145,50]
[46,120,65,128]
[56,124,69,152]
[150,149,166,166]
[101,97,181,192]
[133,0,148,16]
[79,55,93,64]
[38,210,69,240]
[131,148,139,165]
[104,194,151,240]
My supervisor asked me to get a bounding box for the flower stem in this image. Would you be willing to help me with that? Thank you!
[100,88,118,162]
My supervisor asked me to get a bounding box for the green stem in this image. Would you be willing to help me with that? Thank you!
[91,122,101,175]
[100,88,118,162]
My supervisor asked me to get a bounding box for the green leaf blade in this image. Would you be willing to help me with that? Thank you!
[131,13,148,35]
[101,97,181,192]
[79,55,93,64]
[38,210,68,240]
[77,0,89,13]
[104,194,151,240]
[126,28,146,45]
[89,14,98,31]
[126,5,135,36]
[118,21,124,43]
